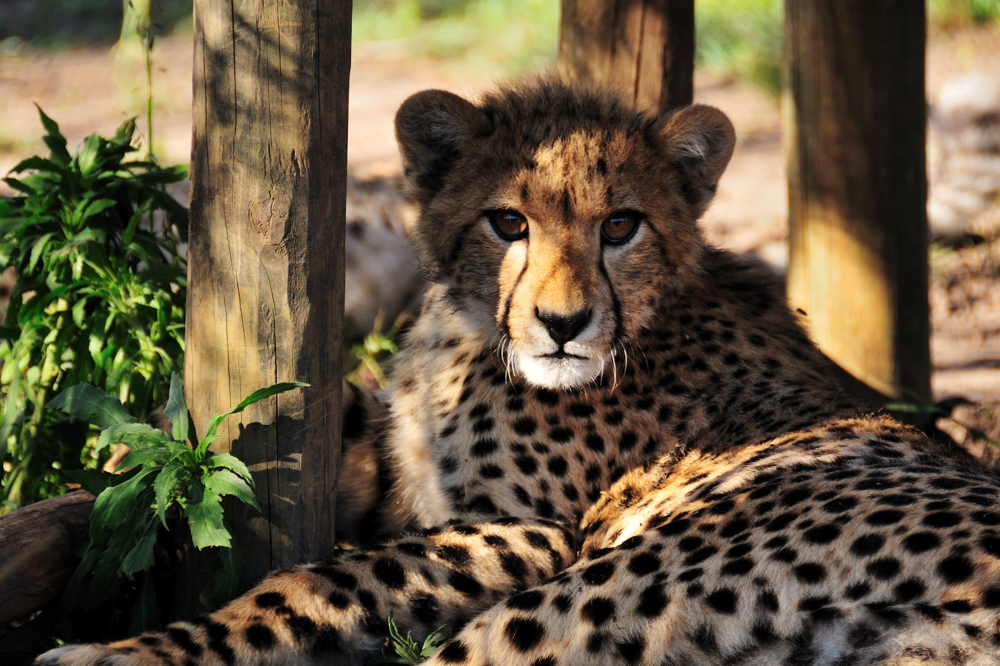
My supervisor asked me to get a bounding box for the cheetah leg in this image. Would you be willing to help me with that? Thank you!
[337,381,393,544]
[34,519,577,666]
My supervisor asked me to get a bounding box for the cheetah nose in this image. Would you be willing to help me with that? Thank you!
[535,308,591,346]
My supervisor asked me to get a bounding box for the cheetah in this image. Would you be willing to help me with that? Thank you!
[37,78,1000,666]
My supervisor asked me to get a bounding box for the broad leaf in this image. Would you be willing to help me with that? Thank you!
[205,452,253,483]
[97,421,171,452]
[61,468,114,496]
[198,382,308,458]
[212,544,243,605]
[164,372,188,443]
[153,462,186,527]
[121,516,159,575]
[185,489,231,549]
[116,444,172,471]
[203,468,259,511]
[48,383,136,429]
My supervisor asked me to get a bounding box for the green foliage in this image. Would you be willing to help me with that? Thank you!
[0,108,188,512]
[929,0,1000,27]
[48,374,305,633]
[696,0,783,96]
[372,613,452,665]
[347,314,403,390]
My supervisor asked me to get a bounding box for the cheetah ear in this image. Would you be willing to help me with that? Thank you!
[655,104,736,215]
[395,89,493,203]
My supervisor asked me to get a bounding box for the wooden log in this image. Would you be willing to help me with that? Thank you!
[186,0,350,597]
[784,0,930,408]
[558,0,694,114]
[0,491,94,625]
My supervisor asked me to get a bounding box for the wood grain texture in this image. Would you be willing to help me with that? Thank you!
[187,0,349,592]
[558,0,694,114]
[0,491,94,624]
[784,0,929,404]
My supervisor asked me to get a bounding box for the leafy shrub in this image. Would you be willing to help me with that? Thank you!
[374,613,451,665]
[47,375,304,635]
[0,108,187,512]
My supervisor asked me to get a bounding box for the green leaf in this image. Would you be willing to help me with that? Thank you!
[420,625,452,658]
[185,488,231,549]
[204,452,253,483]
[77,133,104,176]
[121,515,159,575]
[198,382,308,458]
[79,197,117,222]
[27,232,54,274]
[9,155,63,174]
[35,105,70,166]
[90,467,156,539]
[153,462,186,527]
[48,383,137,429]
[203,468,259,511]
[116,444,172,471]
[164,372,188,443]
[212,544,243,605]
[97,421,171,452]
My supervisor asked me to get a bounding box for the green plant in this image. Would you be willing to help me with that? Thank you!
[347,313,404,390]
[696,0,783,97]
[47,375,306,634]
[0,108,188,512]
[372,613,452,665]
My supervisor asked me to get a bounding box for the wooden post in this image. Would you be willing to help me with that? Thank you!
[558,0,695,113]
[784,1,930,408]
[186,0,349,595]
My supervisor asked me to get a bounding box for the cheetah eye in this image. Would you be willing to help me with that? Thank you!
[488,209,528,242]
[601,210,641,245]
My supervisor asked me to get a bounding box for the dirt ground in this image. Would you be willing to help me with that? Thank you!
[0,27,998,448]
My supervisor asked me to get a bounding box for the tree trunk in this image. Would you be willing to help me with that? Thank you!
[185,0,350,605]
[784,0,930,409]
[558,0,694,114]
[0,491,94,624]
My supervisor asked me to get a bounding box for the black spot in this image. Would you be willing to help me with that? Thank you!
[314,567,358,590]
[471,439,498,457]
[773,547,798,563]
[547,456,568,476]
[619,431,638,451]
[781,487,812,507]
[139,636,161,647]
[505,617,546,652]
[373,557,407,589]
[972,511,1000,526]
[721,557,755,576]
[941,599,975,614]
[758,590,779,612]
[628,552,661,576]
[821,496,858,513]
[893,578,925,602]
[923,511,963,528]
[616,636,646,664]
[866,558,901,580]
[938,554,975,584]
[166,627,203,658]
[980,533,1000,557]
[508,590,545,611]
[684,546,718,566]
[397,541,428,558]
[525,531,551,549]
[849,533,885,557]
[549,427,574,443]
[581,596,616,626]
[678,536,703,552]
[512,416,537,436]
[656,517,691,536]
[437,545,471,567]
[448,571,483,597]
[793,563,826,584]
[637,584,669,617]
[705,588,738,614]
[582,561,615,585]
[328,591,350,608]
[501,552,529,580]
[245,624,276,650]
[982,587,1000,608]
[205,621,235,665]
[411,594,440,624]
[515,456,539,475]
[437,641,469,663]
[804,523,841,544]
[479,464,504,479]
[255,592,285,609]
[866,509,905,526]
[719,517,750,539]
[902,531,940,554]
[846,582,872,600]
[285,614,319,642]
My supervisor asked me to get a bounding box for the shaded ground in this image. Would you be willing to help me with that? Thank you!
[0,28,998,447]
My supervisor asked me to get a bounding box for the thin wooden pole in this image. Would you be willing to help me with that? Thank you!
[186,0,349,596]
[558,0,695,113]
[784,0,930,407]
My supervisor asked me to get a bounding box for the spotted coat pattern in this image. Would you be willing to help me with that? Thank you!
[36,79,1000,666]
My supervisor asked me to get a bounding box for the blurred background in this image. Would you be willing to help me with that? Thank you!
[0,0,998,430]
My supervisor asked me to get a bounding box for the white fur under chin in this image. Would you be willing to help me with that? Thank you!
[515,352,605,390]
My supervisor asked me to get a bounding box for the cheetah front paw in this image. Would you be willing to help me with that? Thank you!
[34,644,140,666]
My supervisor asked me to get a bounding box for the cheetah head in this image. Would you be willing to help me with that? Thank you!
[395,78,734,390]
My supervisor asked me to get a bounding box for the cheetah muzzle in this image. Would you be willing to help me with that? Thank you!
[36,77,1000,666]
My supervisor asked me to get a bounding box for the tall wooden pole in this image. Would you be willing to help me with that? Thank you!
[187,0,349,592]
[558,0,695,113]
[784,0,930,407]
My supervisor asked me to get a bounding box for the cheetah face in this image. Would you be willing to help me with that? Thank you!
[396,79,735,389]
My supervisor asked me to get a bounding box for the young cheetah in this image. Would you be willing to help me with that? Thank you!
[36,78,1000,666]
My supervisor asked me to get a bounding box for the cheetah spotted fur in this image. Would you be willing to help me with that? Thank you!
[36,78,1000,666]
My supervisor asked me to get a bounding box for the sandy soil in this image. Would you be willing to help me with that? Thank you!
[0,28,998,445]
